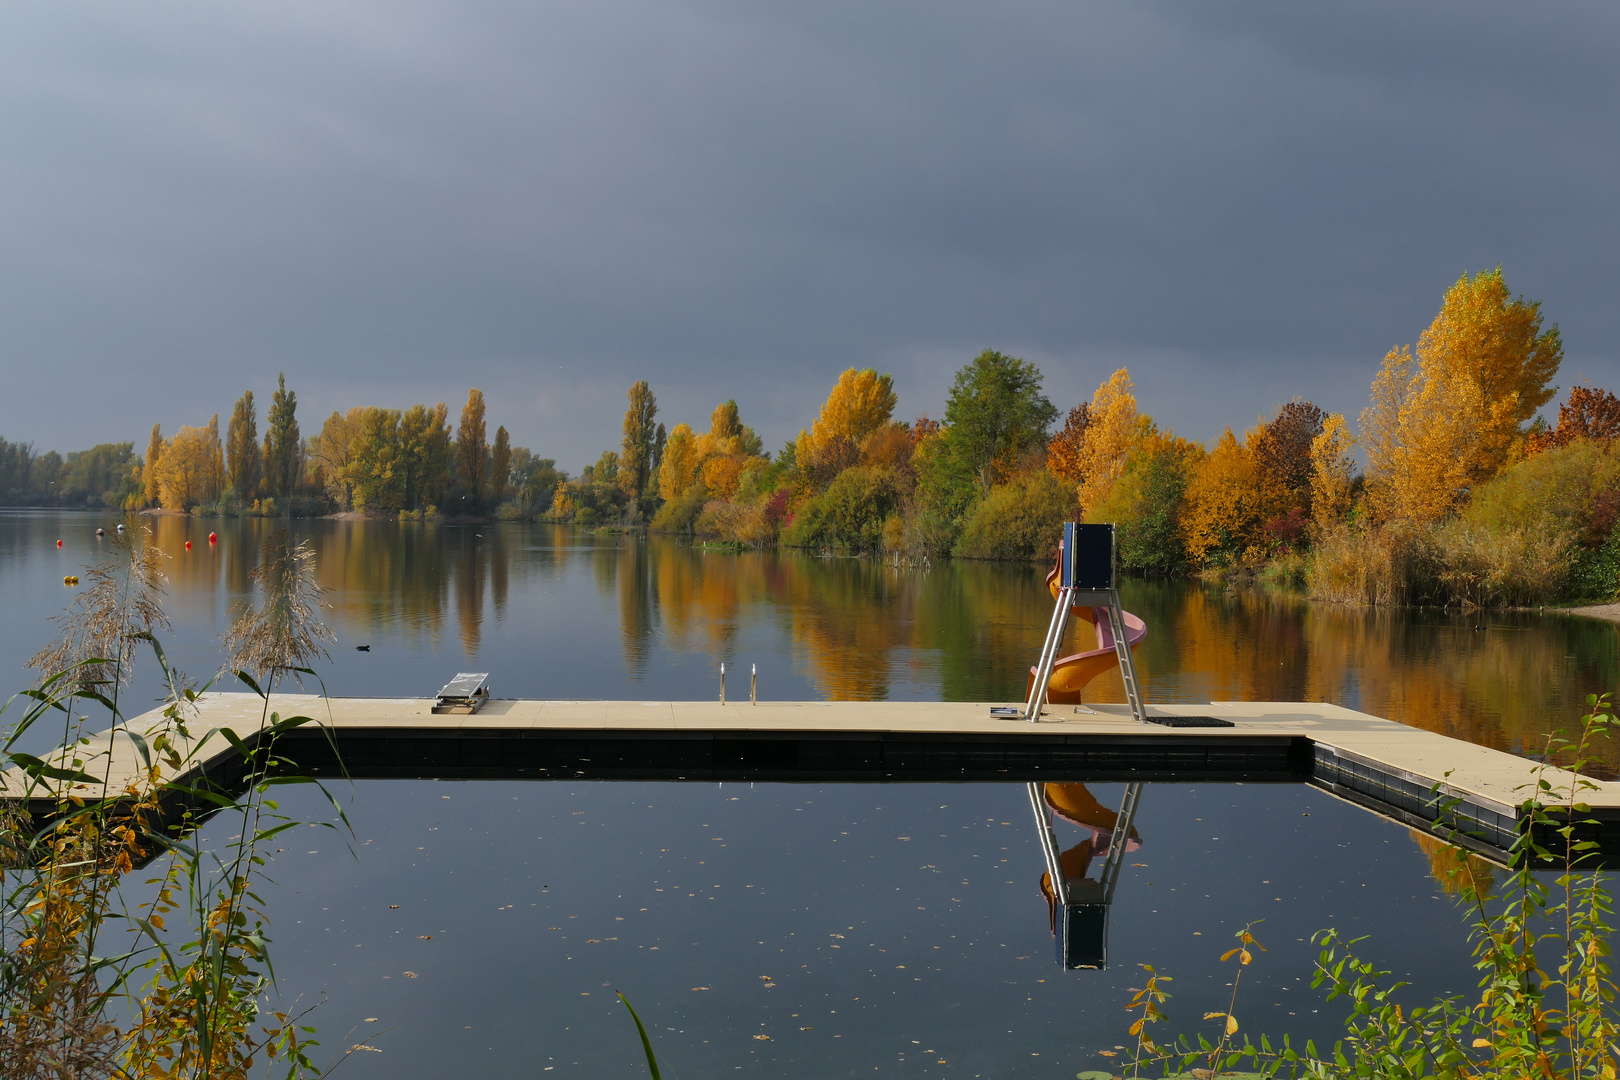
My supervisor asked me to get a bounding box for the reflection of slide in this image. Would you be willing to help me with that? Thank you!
[1037,783,1143,932]
[1024,558,1147,705]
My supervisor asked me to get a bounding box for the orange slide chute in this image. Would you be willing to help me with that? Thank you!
[1024,557,1147,705]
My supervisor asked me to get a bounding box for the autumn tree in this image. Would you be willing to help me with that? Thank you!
[1075,369,1141,515]
[619,381,660,504]
[490,426,512,503]
[226,390,262,502]
[346,408,404,511]
[657,423,701,502]
[1362,269,1562,523]
[796,369,897,485]
[1045,403,1091,488]
[1526,386,1620,454]
[1179,429,1268,566]
[1309,413,1357,532]
[157,419,226,510]
[1250,400,1323,511]
[262,373,303,501]
[309,409,364,509]
[143,424,164,506]
[456,389,489,503]
[940,350,1057,495]
[1085,431,1205,573]
[399,402,453,510]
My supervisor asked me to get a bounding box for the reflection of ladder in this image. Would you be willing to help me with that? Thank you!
[1023,522,1146,723]
[1028,780,1144,969]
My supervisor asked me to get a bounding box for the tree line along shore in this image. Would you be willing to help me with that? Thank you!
[2,267,1617,607]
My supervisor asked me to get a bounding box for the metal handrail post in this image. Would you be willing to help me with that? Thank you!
[1023,585,1074,720]
[1027,782,1068,905]
[1098,782,1143,903]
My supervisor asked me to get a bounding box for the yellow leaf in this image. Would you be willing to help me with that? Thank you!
[1205,1012,1227,1021]
[1226,1014,1239,1036]
[1220,949,1240,962]
[1239,950,1252,965]
[1473,1038,1491,1048]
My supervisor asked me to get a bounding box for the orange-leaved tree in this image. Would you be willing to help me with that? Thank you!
[1525,385,1620,455]
[1179,428,1280,566]
[1045,402,1091,489]
[1362,268,1562,523]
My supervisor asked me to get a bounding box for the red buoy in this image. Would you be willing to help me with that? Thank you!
[55,539,63,548]
[185,540,192,551]
[208,532,218,544]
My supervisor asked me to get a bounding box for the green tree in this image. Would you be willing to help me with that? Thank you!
[399,402,453,510]
[942,350,1058,495]
[620,381,660,504]
[263,373,303,500]
[346,407,404,511]
[456,388,488,504]
[491,425,512,503]
[226,390,262,502]
[143,425,163,507]
[62,442,136,506]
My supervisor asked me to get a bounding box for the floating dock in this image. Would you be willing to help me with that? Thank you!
[6,693,1617,866]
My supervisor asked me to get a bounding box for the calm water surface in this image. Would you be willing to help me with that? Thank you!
[3,510,1617,1078]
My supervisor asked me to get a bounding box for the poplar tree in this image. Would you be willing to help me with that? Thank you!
[491,426,512,503]
[456,389,488,502]
[619,381,660,503]
[226,390,262,501]
[143,424,164,507]
[263,373,303,500]
[1362,269,1562,523]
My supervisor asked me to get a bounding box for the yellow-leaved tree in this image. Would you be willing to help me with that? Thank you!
[157,418,226,510]
[796,369,897,485]
[1309,413,1357,532]
[657,423,701,502]
[1362,268,1562,523]
[1074,368,1140,515]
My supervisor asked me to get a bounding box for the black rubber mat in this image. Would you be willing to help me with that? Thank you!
[1145,715,1236,728]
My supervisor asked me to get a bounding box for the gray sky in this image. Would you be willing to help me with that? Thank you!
[1,0,1615,470]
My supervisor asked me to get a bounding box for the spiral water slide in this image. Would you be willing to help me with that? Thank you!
[1023,556,1147,705]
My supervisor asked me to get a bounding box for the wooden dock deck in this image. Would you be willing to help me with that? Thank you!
[7,694,1616,864]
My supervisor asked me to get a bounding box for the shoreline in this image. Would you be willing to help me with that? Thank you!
[1561,603,1620,623]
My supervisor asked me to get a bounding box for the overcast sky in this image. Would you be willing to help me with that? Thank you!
[1,0,1615,468]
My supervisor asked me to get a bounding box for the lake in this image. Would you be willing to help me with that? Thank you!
[3,509,1617,1078]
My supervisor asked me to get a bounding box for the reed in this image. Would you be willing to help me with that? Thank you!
[1,529,346,1079]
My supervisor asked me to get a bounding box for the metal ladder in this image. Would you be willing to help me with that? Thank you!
[1027,779,1144,907]
[1023,523,1146,723]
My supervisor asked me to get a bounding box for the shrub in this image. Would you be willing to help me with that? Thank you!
[1462,439,1620,539]
[1568,528,1620,602]
[1087,436,1200,573]
[695,492,778,546]
[780,466,900,552]
[650,484,708,534]
[953,470,1071,561]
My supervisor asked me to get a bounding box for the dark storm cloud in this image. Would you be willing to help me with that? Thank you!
[0,0,1614,464]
